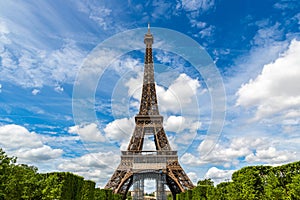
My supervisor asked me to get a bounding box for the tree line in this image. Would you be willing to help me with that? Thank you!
[176,161,300,200]
[0,148,122,200]
[1,148,300,199]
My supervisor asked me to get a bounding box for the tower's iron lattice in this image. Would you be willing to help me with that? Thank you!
[105,25,194,200]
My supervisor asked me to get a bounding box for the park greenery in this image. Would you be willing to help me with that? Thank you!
[0,148,122,200]
[1,148,300,199]
[176,162,300,200]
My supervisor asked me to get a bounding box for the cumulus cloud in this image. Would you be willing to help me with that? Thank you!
[125,72,143,102]
[245,147,297,164]
[104,118,135,150]
[180,152,207,166]
[0,124,63,162]
[16,145,63,161]
[205,167,235,185]
[0,124,42,149]
[164,115,186,132]
[181,136,297,168]
[157,73,200,113]
[164,115,200,146]
[236,39,300,120]
[68,123,106,142]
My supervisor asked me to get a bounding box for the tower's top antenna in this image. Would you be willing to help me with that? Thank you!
[148,22,150,33]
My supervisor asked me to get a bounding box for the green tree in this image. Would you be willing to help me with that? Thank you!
[230,166,271,200]
[287,174,300,199]
[195,178,214,199]
[7,164,43,199]
[264,171,288,199]
[0,148,16,199]
[197,179,214,187]
[42,173,63,199]
[167,193,173,200]
[81,180,95,200]
[94,188,121,200]
[207,182,233,200]
[0,149,43,199]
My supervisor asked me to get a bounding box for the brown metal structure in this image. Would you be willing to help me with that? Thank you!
[105,25,194,199]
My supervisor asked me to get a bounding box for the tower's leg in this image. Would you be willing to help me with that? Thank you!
[156,173,166,200]
[133,174,144,200]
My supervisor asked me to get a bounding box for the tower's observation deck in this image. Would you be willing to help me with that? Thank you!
[119,151,178,172]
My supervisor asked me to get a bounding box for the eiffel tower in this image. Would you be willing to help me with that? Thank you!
[105,25,194,200]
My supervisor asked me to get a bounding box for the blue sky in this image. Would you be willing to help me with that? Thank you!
[0,0,300,189]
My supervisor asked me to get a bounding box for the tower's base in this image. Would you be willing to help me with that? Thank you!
[105,151,194,200]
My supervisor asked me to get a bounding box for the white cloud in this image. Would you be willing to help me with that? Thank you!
[32,89,40,95]
[0,1,91,89]
[76,2,112,30]
[0,18,11,44]
[164,116,186,132]
[181,137,271,167]
[199,25,215,39]
[68,123,106,142]
[252,22,284,47]
[245,147,296,164]
[205,167,235,185]
[187,171,199,184]
[182,134,300,170]
[180,153,206,166]
[0,39,86,88]
[89,8,112,30]
[54,85,64,93]
[112,57,143,76]
[177,0,215,12]
[125,72,143,102]
[190,20,207,29]
[198,137,262,166]
[157,73,200,113]
[236,39,300,120]
[183,141,292,185]
[44,40,86,84]
[142,136,157,151]
[164,115,200,133]
[0,124,43,149]
[0,19,9,34]
[16,145,63,161]
[0,124,63,162]
[104,118,135,150]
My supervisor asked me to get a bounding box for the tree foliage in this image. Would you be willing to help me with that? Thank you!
[0,148,121,200]
[177,161,300,200]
